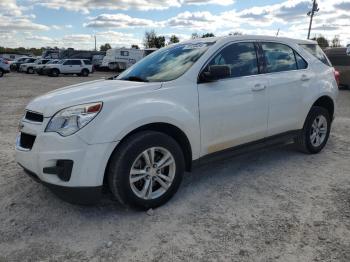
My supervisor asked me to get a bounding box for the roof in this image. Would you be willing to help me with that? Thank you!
[181,35,317,45]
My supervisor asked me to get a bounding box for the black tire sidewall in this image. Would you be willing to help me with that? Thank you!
[304,106,331,153]
[0,69,3,77]
[108,131,185,210]
[82,69,89,76]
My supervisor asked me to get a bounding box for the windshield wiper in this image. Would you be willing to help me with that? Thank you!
[124,76,149,82]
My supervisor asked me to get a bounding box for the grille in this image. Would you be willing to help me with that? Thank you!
[25,111,44,123]
[20,133,36,150]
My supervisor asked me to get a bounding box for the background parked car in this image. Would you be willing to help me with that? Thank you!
[43,59,93,77]
[0,58,11,77]
[38,59,60,75]
[325,47,350,89]
[10,57,36,72]
[19,59,51,74]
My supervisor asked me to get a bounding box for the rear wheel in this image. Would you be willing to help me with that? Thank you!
[107,131,185,210]
[294,106,331,154]
[81,69,89,77]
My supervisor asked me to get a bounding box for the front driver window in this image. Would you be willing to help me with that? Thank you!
[206,42,259,79]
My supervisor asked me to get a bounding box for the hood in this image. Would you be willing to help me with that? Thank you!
[26,79,162,117]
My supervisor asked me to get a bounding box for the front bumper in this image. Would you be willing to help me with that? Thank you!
[15,117,118,203]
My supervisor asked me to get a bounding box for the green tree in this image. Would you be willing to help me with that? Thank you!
[169,35,180,44]
[131,44,140,49]
[201,33,215,38]
[311,35,329,49]
[143,30,166,48]
[100,43,111,51]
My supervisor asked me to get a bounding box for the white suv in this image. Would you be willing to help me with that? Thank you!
[15,36,338,209]
[44,59,93,77]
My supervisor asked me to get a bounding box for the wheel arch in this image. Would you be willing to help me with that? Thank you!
[103,122,193,186]
[311,95,335,120]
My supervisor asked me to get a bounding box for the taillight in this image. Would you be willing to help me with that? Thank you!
[334,69,340,87]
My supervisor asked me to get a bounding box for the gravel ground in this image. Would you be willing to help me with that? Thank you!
[0,72,349,262]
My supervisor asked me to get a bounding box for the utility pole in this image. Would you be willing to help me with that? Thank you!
[307,0,319,39]
[94,35,97,51]
[276,28,280,37]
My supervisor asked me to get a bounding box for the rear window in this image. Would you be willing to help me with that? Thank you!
[83,60,92,65]
[299,44,331,66]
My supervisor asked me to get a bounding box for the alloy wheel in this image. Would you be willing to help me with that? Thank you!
[310,115,328,147]
[129,147,176,200]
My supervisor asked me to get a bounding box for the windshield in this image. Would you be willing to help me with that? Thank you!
[57,59,65,64]
[117,42,215,82]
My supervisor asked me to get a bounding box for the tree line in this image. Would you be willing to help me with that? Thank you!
[311,35,343,49]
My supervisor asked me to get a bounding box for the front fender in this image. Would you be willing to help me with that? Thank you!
[78,95,201,160]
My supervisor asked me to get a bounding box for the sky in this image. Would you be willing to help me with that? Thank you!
[0,0,349,50]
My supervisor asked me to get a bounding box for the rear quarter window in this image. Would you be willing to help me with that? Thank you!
[299,44,331,66]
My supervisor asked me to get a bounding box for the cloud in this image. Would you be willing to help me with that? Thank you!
[84,14,156,28]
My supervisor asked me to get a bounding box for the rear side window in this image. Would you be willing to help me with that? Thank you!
[206,42,259,79]
[295,52,308,69]
[83,60,92,65]
[261,42,297,73]
[299,44,331,66]
[71,60,82,65]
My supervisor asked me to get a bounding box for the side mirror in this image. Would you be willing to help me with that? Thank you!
[199,65,231,83]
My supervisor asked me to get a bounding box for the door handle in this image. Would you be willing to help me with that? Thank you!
[301,74,310,81]
[252,83,266,91]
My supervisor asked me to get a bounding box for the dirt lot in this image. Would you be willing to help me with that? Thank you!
[0,72,349,262]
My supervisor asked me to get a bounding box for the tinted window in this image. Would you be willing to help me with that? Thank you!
[299,44,331,66]
[121,51,129,56]
[71,60,81,65]
[83,60,92,65]
[295,52,308,69]
[206,42,258,78]
[262,43,297,73]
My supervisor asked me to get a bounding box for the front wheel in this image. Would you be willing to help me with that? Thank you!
[294,106,331,154]
[50,69,59,77]
[107,131,185,210]
[27,67,34,74]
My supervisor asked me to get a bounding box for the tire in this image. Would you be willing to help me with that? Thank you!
[81,69,89,77]
[27,67,34,74]
[294,106,331,154]
[107,131,185,210]
[0,69,3,77]
[50,69,59,77]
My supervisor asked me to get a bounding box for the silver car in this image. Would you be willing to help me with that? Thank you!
[0,58,10,77]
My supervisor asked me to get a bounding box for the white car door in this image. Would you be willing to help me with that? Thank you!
[260,42,308,136]
[71,60,83,73]
[198,41,269,155]
[61,60,72,73]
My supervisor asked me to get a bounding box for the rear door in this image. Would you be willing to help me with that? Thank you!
[71,60,82,73]
[260,42,309,136]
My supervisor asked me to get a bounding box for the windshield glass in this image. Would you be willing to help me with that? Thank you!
[117,41,215,82]
[57,59,65,64]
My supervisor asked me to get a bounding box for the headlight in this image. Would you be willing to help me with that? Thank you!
[45,102,102,136]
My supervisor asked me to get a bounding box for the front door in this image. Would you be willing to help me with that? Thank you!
[198,41,269,155]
